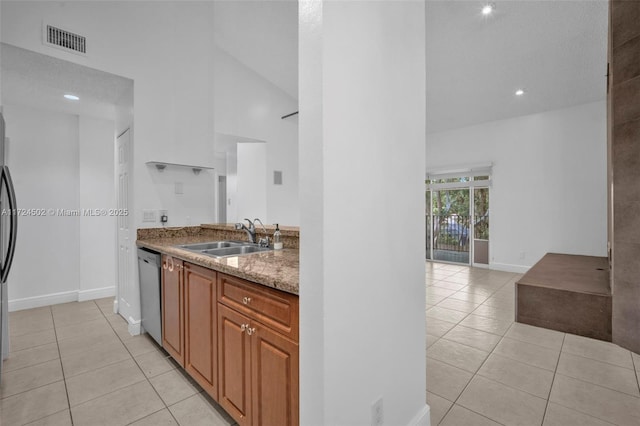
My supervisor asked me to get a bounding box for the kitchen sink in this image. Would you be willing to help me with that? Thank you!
[176,241,272,258]
[201,245,272,257]
[177,241,245,251]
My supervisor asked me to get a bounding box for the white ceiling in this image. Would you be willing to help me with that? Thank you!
[1,43,133,120]
[426,0,608,133]
[213,1,607,134]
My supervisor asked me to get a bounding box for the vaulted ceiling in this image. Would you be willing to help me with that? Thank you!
[1,1,608,133]
[426,0,608,133]
[212,0,608,133]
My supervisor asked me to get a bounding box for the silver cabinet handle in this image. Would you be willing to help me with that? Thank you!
[240,324,247,332]
[242,297,252,305]
[247,327,256,336]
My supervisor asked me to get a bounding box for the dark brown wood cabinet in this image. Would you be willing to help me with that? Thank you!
[217,273,299,426]
[161,255,184,366]
[184,262,218,399]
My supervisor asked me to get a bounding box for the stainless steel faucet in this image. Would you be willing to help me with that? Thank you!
[253,218,270,248]
[235,218,256,243]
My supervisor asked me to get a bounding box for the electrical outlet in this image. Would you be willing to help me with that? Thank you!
[142,209,156,222]
[371,397,383,426]
[159,210,168,224]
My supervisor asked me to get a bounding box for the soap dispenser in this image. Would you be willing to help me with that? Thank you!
[273,224,283,250]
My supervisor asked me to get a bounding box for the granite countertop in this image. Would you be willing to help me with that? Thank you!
[137,231,299,295]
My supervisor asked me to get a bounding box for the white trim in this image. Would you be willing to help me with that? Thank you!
[426,162,493,178]
[408,404,431,426]
[127,317,141,336]
[9,286,117,311]
[78,286,116,302]
[427,179,491,190]
[8,290,77,312]
[490,262,530,274]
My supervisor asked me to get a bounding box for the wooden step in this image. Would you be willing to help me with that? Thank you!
[516,253,611,341]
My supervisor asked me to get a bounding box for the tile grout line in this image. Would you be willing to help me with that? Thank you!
[96,301,174,422]
[50,305,75,426]
[631,351,640,397]
[96,300,185,426]
[426,263,514,425]
[540,332,565,425]
[440,332,505,425]
[560,348,637,372]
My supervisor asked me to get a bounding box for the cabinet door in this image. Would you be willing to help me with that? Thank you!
[251,325,299,426]
[184,263,217,399]
[161,255,184,366]
[218,304,252,426]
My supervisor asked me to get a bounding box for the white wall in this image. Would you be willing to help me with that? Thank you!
[146,165,216,227]
[4,105,78,307]
[426,100,607,271]
[213,46,299,225]
[235,143,267,223]
[225,149,238,224]
[1,1,217,231]
[299,1,428,424]
[2,2,301,227]
[79,116,116,300]
[5,105,117,310]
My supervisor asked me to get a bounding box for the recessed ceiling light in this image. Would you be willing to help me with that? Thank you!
[64,94,79,101]
[482,3,495,16]
[515,89,525,96]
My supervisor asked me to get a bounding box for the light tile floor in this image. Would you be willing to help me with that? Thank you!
[3,264,640,426]
[1,298,236,426]
[426,261,640,426]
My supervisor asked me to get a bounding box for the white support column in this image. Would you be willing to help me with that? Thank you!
[299,1,429,425]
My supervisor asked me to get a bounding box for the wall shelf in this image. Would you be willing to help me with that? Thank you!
[146,161,214,175]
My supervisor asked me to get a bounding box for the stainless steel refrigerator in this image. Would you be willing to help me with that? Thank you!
[0,112,18,383]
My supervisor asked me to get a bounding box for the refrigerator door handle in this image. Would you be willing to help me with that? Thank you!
[1,166,17,283]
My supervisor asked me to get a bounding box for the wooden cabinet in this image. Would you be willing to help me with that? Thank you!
[184,262,218,399]
[251,321,299,426]
[160,258,299,426]
[217,273,299,426]
[218,273,299,341]
[161,255,184,366]
[218,304,253,425]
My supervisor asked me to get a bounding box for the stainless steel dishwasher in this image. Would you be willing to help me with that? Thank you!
[137,248,162,345]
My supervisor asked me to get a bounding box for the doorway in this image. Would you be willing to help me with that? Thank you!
[426,172,490,266]
[428,188,471,264]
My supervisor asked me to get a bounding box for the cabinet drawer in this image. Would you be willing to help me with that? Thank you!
[217,273,299,341]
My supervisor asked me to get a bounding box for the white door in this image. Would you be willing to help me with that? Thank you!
[116,129,135,324]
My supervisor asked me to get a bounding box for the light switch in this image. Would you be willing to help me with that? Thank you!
[175,182,183,195]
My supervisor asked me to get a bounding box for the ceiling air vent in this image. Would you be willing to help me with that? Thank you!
[43,23,86,55]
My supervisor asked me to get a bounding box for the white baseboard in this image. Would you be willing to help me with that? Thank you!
[9,291,78,312]
[408,404,431,426]
[127,317,141,336]
[9,286,116,312]
[78,286,116,302]
[490,262,530,274]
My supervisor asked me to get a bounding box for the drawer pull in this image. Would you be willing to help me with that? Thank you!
[240,324,247,332]
[242,297,252,305]
[247,327,256,336]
